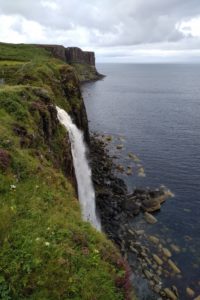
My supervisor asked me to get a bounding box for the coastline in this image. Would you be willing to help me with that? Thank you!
[89,133,180,300]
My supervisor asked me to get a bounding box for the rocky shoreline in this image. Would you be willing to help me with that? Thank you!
[90,133,190,300]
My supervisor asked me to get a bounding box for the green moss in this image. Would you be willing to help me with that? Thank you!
[0,43,132,300]
[71,63,100,82]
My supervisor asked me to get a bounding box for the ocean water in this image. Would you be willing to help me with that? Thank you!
[82,63,200,299]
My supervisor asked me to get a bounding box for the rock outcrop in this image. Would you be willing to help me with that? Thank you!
[37,45,95,66]
[36,44,66,61]
[36,44,103,82]
[65,47,95,66]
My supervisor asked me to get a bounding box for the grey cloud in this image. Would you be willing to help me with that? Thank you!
[0,0,200,61]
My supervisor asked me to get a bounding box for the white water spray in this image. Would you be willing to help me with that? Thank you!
[56,106,101,230]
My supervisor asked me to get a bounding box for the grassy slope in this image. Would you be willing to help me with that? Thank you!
[0,43,132,300]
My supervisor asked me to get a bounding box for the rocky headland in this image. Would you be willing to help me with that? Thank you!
[36,44,104,82]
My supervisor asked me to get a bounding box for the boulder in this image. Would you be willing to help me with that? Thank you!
[148,235,159,244]
[164,288,178,300]
[162,247,172,258]
[153,254,163,266]
[186,287,195,297]
[168,259,181,274]
[144,212,158,224]
[142,198,161,212]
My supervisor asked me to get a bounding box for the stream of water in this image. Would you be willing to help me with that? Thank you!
[56,106,101,231]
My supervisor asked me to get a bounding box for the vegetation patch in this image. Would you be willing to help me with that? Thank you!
[0,43,130,300]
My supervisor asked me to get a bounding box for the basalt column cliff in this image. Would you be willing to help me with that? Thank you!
[37,44,104,82]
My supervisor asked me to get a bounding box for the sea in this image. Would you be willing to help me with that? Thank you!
[82,63,200,299]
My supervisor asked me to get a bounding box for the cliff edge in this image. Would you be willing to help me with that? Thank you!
[0,43,132,300]
[35,44,104,82]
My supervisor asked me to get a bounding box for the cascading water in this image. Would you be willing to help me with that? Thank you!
[56,106,101,231]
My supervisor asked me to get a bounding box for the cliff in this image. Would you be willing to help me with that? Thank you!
[65,47,95,66]
[0,43,130,300]
[35,44,104,82]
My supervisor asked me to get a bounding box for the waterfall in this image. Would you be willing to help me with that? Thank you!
[56,106,101,231]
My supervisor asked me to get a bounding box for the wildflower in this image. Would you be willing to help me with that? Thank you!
[10,185,16,190]
[94,249,99,254]
[35,237,40,242]
[10,206,16,211]
[45,242,50,246]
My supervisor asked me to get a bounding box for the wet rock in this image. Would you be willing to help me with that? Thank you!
[170,244,181,253]
[157,269,162,276]
[153,284,162,294]
[134,188,147,195]
[152,263,158,270]
[143,269,153,280]
[162,247,172,258]
[186,287,195,297]
[116,144,123,149]
[144,212,158,224]
[105,135,112,142]
[138,167,146,177]
[168,259,181,274]
[144,257,152,265]
[129,246,138,254]
[171,285,179,298]
[164,288,178,300]
[135,230,144,236]
[128,152,140,162]
[126,166,132,176]
[153,254,163,266]
[116,164,125,173]
[142,198,161,212]
[149,280,154,287]
[128,229,136,236]
[123,196,141,215]
[148,235,159,244]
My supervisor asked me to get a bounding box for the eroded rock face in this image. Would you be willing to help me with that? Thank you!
[37,44,95,66]
[59,65,90,143]
[65,47,95,66]
[36,44,66,61]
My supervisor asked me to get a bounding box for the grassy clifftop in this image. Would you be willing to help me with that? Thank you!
[0,43,132,300]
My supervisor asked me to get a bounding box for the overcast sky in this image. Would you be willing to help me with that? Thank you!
[1,0,200,62]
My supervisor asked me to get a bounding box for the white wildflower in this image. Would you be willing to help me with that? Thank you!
[45,242,50,246]
[10,185,16,190]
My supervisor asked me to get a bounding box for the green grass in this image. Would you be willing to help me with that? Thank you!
[0,42,132,300]
[0,43,51,62]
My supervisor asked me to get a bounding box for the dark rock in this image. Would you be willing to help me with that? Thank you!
[0,149,11,171]
[13,124,27,137]
[35,44,66,61]
[65,47,95,66]
[124,198,141,215]
[142,198,161,212]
